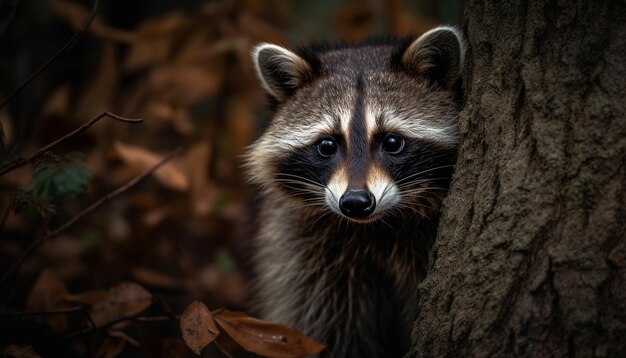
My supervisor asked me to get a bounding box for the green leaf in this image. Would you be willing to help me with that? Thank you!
[215,248,237,272]
[30,152,91,201]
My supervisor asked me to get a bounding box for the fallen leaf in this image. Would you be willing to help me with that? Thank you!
[141,338,192,358]
[1,345,42,358]
[237,11,287,45]
[25,269,69,309]
[90,282,153,327]
[148,65,222,106]
[96,337,126,358]
[109,330,140,346]
[196,264,247,305]
[143,207,170,227]
[179,141,211,216]
[332,2,374,42]
[114,141,189,191]
[214,310,326,358]
[75,41,118,120]
[47,0,135,42]
[40,85,71,119]
[132,267,185,290]
[25,269,69,332]
[180,301,219,355]
[123,12,190,71]
[64,289,109,305]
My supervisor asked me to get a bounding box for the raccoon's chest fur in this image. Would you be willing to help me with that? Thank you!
[254,200,436,358]
[246,26,465,357]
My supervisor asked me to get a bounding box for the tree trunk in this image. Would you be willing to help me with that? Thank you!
[410,1,625,357]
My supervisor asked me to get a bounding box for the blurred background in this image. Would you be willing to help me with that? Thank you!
[0,0,462,356]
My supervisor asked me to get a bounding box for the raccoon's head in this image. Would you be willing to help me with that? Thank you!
[246,27,465,224]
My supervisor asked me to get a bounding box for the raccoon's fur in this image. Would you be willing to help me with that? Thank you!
[245,27,465,357]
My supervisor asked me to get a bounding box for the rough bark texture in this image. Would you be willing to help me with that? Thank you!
[410,1,625,357]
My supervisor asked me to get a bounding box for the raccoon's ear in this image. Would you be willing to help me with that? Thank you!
[401,26,465,89]
[252,43,313,101]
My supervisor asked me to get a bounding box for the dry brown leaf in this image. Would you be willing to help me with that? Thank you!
[40,85,71,119]
[25,269,68,309]
[108,330,140,346]
[214,309,326,358]
[90,282,153,327]
[196,265,247,305]
[143,207,170,227]
[180,301,220,355]
[114,141,189,191]
[25,269,69,332]
[237,11,287,45]
[123,12,190,71]
[227,97,255,157]
[96,337,126,358]
[47,0,135,42]
[332,2,374,42]
[132,267,186,290]
[385,0,438,36]
[148,65,222,106]
[141,338,191,358]
[64,289,109,305]
[75,42,118,120]
[1,345,42,358]
[179,141,211,216]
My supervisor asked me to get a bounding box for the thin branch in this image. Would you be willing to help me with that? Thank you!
[0,197,10,233]
[0,0,21,38]
[0,111,142,177]
[0,305,96,328]
[0,306,84,318]
[64,314,181,341]
[0,147,183,288]
[0,0,100,110]
[214,340,235,358]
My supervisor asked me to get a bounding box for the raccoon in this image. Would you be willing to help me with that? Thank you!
[245,27,465,357]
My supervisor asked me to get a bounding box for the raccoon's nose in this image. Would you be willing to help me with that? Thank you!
[339,189,376,218]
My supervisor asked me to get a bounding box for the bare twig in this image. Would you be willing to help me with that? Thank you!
[0,0,21,38]
[0,197,10,233]
[0,147,183,288]
[0,111,142,177]
[0,0,100,110]
[0,306,83,318]
[0,305,96,328]
[64,314,182,341]
[214,340,235,358]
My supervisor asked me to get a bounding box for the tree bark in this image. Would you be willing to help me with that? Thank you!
[410,0,625,357]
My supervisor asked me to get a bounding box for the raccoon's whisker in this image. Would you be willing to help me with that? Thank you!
[379,217,396,230]
[293,203,327,210]
[395,165,455,185]
[311,210,333,227]
[396,199,431,210]
[396,177,452,189]
[276,173,325,188]
[274,179,324,191]
[275,183,322,195]
[399,187,447,195]
[256,178,321,189]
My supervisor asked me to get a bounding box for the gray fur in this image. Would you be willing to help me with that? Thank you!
[246,27,465,357]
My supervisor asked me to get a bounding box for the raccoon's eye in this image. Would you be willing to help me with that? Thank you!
[317,138,337,157]
[382,134,405,154]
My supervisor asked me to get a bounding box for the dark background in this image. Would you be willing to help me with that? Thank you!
[0,0,462,356]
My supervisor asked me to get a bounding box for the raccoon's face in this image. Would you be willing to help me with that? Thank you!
[246,27,465,223]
